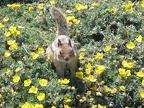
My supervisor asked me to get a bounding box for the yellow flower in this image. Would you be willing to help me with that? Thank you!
[4,31,11,37]
[136,71,144,77]
[0,94,2,98]
[66,10,72,14]
[81,5,88,10]
[38,3,44,10]
[104,86,110,92]
[7,4,12,7]
[86,68,92,75]
[76,71,84,79]
[11,29,20,36]
[87,75,96,82]
[35,104,44,108]
[119,86,125,91]
[96,52,104,59]
[51,106,56,108]
[78,53,84,60]
[15,67,22,72]
[38,47,44,54]
[67,21,72,27]
[7,40,16,45]
[64,104,70,108]
[141,2,144,8]
[110,88,117,93]
[62,78,70,84]
[88,57,95,62]
[125,106,129,108]
[91,104,96,108]
[80,48,86,52]
[91,2,99,7]
[3,18,9,22]
[139,89,144,98]
[86,63,92,74]
[142,79,144,86]
[126,41,135,49]
[135,35,142,43]
[39,11,43,16]
[39,79,48,86]
[58,79,63,85]
[123,1,133,11]
[72,19,80,24]
[50,0,56,5]
[24,79,32,87]
[96,92,102,97]
[9,26,17,31]
[0,23,5,29]
[10,88,14,94]
[95,65,105,75]
[13,75,20,83]
[4,51,11,57]
[6,69,11,75]
[9,43,18,50]
[29,86,38,94]
[31,52,39,59]
[75,3,83,10]
[118,68,125,75]
[122,60,135,68]
[67,16,75,21]
[97,104,107,108]
[28,6,34,11]
[105,45,111,52]
[21,102,34,108]
[64,97,72,103]
[90,86,99,91]
[123,70,131,77]
[11,3,21,9]
[17,26,25,29]
[37,92,45,101]
[110,7,118,14]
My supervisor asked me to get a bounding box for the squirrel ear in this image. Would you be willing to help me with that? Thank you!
[58,39,62,47]
[68,39,72,47]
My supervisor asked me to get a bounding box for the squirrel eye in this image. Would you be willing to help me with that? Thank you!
[59,51,62,55]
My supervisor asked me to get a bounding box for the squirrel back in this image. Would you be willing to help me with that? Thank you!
[49,6,68,36]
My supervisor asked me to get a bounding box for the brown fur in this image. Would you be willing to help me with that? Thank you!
[46,7,79,77]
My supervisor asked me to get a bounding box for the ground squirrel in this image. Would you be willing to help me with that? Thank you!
[46,6,79,78]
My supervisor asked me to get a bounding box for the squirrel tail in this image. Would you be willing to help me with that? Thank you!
[49,6,68,36]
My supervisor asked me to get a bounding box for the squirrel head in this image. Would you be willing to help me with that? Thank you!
[57,39,76,62]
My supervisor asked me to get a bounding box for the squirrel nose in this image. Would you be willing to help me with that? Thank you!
[64,57,69,61]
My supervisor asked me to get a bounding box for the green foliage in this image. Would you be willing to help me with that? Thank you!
[0,0,144,108]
